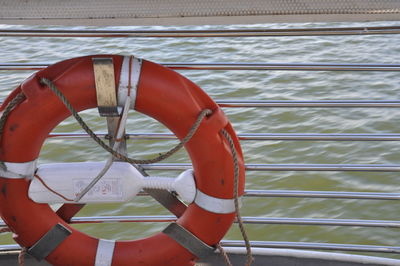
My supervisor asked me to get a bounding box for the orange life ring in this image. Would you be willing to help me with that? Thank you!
[0,55,245,265]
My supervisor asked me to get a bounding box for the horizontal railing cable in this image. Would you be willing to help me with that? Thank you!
[166,63,400,71]
[46,132,400,141]
[235,133,400,141]
[1,100,399,108]
[242,217,400,228]
[0,245,20,252]
[2,63,400,71]
[0,189,396,202]
[2,216,398,228]
[143,190,400,200]
[244,190,400,200]
[144,190,400,200]
[221,241,400,254]
[217,100,400,108]
[141,163,400,172]
[1,26,400,38]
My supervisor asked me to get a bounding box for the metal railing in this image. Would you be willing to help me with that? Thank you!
[1,62,400,71]
[222,241,400,254]
[2,215,400,228]
[140,163,400,172]
[47,132,400,141]
[0,26,400,38]
[0,26,400,260]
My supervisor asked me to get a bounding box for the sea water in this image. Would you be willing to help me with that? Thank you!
[0,21,399,259]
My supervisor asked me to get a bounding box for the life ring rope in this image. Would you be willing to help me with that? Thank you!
[41,77,212,167]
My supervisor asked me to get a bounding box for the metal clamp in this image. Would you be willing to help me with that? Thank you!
[93,57,127,156]
[93,57,119,117]
[163,223,215,259]
[27,223,72,261]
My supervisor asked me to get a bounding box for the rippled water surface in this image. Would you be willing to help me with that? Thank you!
[0,21,400,259]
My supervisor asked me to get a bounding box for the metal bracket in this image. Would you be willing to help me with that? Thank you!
[93,57,127,157]
[105,117,128,159]
[93,57,119,117]
[163,223,215,259]
[27,223,72,261]
[145,189,187,217]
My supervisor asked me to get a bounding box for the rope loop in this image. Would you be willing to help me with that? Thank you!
[221,129,253,266]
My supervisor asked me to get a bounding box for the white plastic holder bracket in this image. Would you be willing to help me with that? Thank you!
[28,162,196,204]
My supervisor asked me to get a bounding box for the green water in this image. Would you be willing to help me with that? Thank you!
[0,21,400,259]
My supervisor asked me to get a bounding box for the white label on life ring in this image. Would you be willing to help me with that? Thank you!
[117,56,142,109]
[95,239,115,266]
[194,189,241,214]
[0,160,37,179]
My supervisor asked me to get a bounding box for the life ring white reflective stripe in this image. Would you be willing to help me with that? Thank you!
[95,239,116,266]
[194,189,240,214]
[0,160,37,179]
[117,56,142,109]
